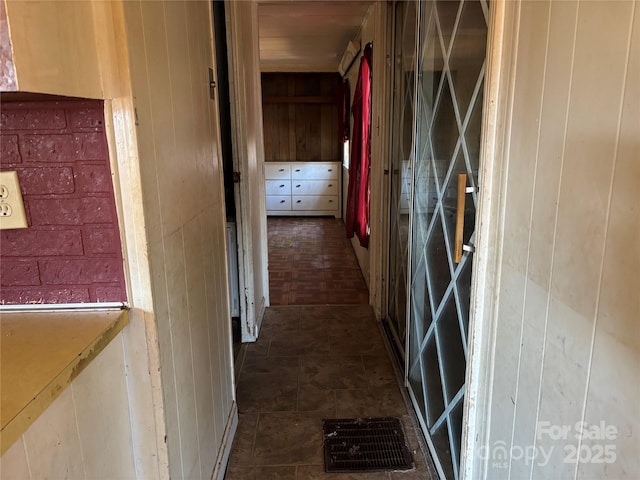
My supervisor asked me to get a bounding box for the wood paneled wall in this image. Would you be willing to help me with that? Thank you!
[261,72,341,162]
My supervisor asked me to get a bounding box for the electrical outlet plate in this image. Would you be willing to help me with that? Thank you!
[0,171,28,230]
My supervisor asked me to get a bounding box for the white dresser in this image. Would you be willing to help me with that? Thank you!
[265,161,341,218]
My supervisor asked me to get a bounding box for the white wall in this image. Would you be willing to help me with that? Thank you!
[1,333,137,479]
[472,1,639,478]
[121,2,236,478]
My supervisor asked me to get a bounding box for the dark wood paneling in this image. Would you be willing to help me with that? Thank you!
[262,72,341,162]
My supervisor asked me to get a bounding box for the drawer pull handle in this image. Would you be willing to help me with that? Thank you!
[279,168,285,172]
[328,200,333,203]
[280,184,285,187]
[296,184,301,188]
[296,200,301,203]
[280,200,286,203]
[295,169,301,172]
[328,184,333,187]
[328,169,333,172]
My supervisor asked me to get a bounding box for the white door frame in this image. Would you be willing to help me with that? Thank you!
[460,1,519,478]
[224,0,269,342]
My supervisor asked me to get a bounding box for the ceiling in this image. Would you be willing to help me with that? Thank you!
[258,1,374,72]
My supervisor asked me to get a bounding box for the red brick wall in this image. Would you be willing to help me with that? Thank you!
[0,100,127,304]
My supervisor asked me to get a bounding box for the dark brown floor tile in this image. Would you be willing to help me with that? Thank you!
[363,355,399,387]
[225,465,297,480]
[296,465,390,479]
[252,413,324,465]
[228,412,259,467]
[299,356,367,390]
[260,322,300,340]
[301,304,372,323]
[329,333,387,356]
[335,387,408,418]
[297,385,336,415]
[270,330,330,356]
[245,339,271,358]
[237,373,298,413]
[324,290,369,305]
[241,356,299,376]
[264,306,301,320]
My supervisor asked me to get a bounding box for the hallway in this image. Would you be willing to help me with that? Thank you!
[225,218,435,479]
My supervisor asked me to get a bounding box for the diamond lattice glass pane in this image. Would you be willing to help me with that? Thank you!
[412,146,437,253]
[436,0,461,55]
[410,255,433,341]
[435,294,466,403]
[421,334,445,426]
[409,359,427,420]
[450,398,464,475]
[464,79,484,187]
[449,0,487,120]
[455,257,473,341]
[430,420,454,480]
[418,4,444,132]
[425,214,450,318]
[431,80,459,187]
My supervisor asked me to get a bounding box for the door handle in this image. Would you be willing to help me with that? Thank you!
[454,173,478,263]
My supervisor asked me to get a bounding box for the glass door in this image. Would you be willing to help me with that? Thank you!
[405,0,488,478]
[386,0,418,356]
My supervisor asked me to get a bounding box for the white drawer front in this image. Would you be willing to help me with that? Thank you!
[266,179,292,195]
[265,163,291,180]
[291,163,338,180]
[266,195,291,211]
[291,180,339,196]
[292,195,339,211]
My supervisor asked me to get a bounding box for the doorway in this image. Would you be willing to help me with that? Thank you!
[385,0,489,478]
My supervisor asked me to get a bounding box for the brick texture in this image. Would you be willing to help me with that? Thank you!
[0,101,126,304]
[0,135,20,164]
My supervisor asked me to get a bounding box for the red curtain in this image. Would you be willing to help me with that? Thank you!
[345,43,372,248]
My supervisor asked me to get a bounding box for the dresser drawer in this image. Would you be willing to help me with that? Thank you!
[291,180,339,196]
[292,195,339,211]
[265,180,292,195]
[266,195,291,211]
[291,163,338,180]
[265,163,291,180]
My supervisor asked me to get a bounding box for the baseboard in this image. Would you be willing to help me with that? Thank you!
[211,401,239,480]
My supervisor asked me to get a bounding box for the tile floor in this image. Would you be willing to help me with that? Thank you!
[268,217,369,305]
[225,217,436,479]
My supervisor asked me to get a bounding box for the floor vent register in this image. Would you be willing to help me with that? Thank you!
[322,417,414,473]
